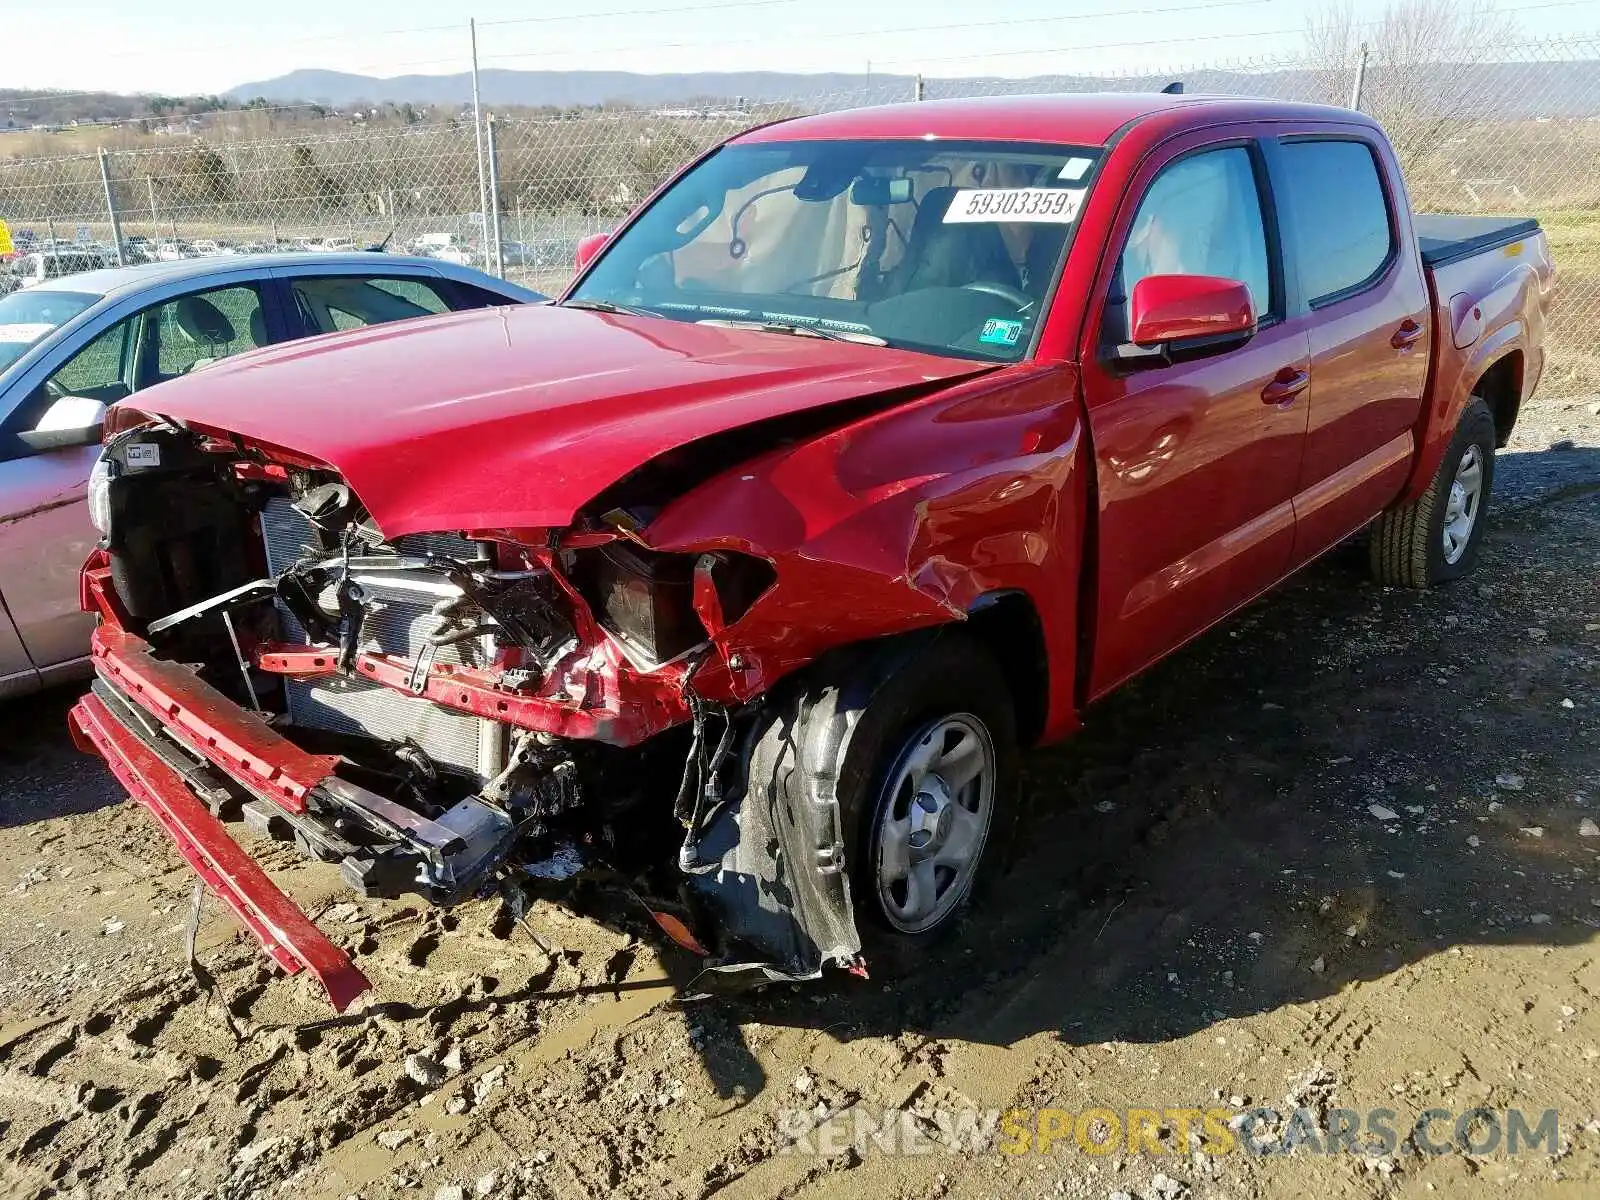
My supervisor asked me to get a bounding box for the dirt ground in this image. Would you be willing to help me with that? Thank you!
[0,389,1597,1200]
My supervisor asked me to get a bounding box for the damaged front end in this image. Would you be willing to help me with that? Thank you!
[73,418,894,1007]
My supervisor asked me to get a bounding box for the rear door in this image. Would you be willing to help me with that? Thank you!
[1078,128,1313,698]
[1267,132,1431,563]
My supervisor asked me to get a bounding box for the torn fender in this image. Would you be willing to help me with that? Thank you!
[647,365,1088,738]
[686,635,939,983]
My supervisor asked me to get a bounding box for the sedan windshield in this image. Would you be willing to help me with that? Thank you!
[569,138,1101,362]
[0,289,98,374]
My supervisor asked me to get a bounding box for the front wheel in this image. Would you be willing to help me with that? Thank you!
[753,632,1020,967]
[1370,396,1497,588]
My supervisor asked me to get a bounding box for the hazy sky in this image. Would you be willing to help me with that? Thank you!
[5,0,1595,95]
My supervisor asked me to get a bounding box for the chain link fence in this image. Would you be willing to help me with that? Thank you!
[3,35,1597,401]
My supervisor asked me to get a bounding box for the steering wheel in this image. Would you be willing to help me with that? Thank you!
[961,281,1034,310]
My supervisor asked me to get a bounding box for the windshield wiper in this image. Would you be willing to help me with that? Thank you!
[696,318,887,346]
[561,297,657,319]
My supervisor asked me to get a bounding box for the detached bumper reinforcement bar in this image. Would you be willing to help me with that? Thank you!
[70,691,372,1012]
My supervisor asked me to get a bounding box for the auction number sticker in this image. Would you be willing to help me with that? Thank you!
[944,187,1085,224]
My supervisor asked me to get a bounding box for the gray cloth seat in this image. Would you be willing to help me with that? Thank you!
[174,295,235,345]
[883,187,1021,295]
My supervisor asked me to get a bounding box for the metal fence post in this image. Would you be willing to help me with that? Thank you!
[486,114,505,279]
[914,75,925,102]
[98,148,126,264]
[470,18,492,273]
[1349,42,1370,111]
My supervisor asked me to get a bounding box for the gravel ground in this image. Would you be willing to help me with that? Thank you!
[0,389,1596,1200]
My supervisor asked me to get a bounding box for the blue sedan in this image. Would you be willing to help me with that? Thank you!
[0,252,543,700]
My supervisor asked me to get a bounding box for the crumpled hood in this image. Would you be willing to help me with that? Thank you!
[134,304,988,536]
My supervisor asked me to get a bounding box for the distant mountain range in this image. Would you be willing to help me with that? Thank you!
[227,61,1600,118]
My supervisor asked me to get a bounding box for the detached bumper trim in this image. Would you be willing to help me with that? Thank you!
[71,691,372,1013]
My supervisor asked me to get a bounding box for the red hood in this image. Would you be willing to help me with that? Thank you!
[135,305,988,536]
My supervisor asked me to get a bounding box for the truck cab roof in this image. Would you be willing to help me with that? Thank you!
[735,92,1369,147]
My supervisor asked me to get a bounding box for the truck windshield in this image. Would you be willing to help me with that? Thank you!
[569,138,1101,362]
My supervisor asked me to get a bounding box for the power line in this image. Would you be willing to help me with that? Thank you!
[877,0,1600,68]
[477,0,1276,64]
[356,0,1600,74]
[365,0,1281,73]
[479,0,802,27]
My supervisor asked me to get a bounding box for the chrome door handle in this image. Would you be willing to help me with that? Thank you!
[1261,368,1310,405]
[1391,319,1424,349]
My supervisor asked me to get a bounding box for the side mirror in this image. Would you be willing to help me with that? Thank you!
[1127,274,1256,351]
[574,231,612,273]
[18,394,107,451]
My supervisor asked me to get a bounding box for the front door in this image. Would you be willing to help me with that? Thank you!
[0,281,276,673]
[1078,135,1312,698]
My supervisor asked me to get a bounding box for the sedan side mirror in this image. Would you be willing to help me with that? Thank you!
[1125,274,1256,359]
[16,393,108,452]
[574,231,612,273]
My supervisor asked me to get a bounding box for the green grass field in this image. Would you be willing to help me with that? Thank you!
[1532,209,1600,404]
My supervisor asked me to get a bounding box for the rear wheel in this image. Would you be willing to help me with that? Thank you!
[1370,396,1497,588]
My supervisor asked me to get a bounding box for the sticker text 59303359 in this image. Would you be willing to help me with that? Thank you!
[944,187,1086,224]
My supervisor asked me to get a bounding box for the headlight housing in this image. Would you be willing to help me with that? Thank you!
[87,453,113,536]
[568,543,774,667]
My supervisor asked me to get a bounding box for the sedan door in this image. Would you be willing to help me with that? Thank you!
[1077,132,1314,698]
[0,277,288,677]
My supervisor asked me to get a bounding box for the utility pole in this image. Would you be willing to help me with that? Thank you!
[97,148,126,265]
[470,18,492,273]
[486,113,505,278]
[1349,42,1370,111]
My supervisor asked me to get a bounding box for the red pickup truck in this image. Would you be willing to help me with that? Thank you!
[70,93,1553,1010]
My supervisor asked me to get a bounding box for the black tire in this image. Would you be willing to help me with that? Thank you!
[768,631,1020,967]
[1370,396,1497,588]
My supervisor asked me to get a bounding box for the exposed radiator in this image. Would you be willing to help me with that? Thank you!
[260,497,506,782]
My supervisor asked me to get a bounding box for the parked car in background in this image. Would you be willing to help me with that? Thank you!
[0,252,543,700]
[66,94,1550,1009]
[410,232,478,266]
[13,251,107,289]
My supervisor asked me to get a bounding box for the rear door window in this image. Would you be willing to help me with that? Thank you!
[290,275,454,334]
[1275,139,1395,304]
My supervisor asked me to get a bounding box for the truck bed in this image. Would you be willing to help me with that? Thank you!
[1414,214,1541,269]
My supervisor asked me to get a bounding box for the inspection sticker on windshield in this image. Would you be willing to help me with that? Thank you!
[944,187,1085,224]
[0,323,54,344]
[979,319,1024,347]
